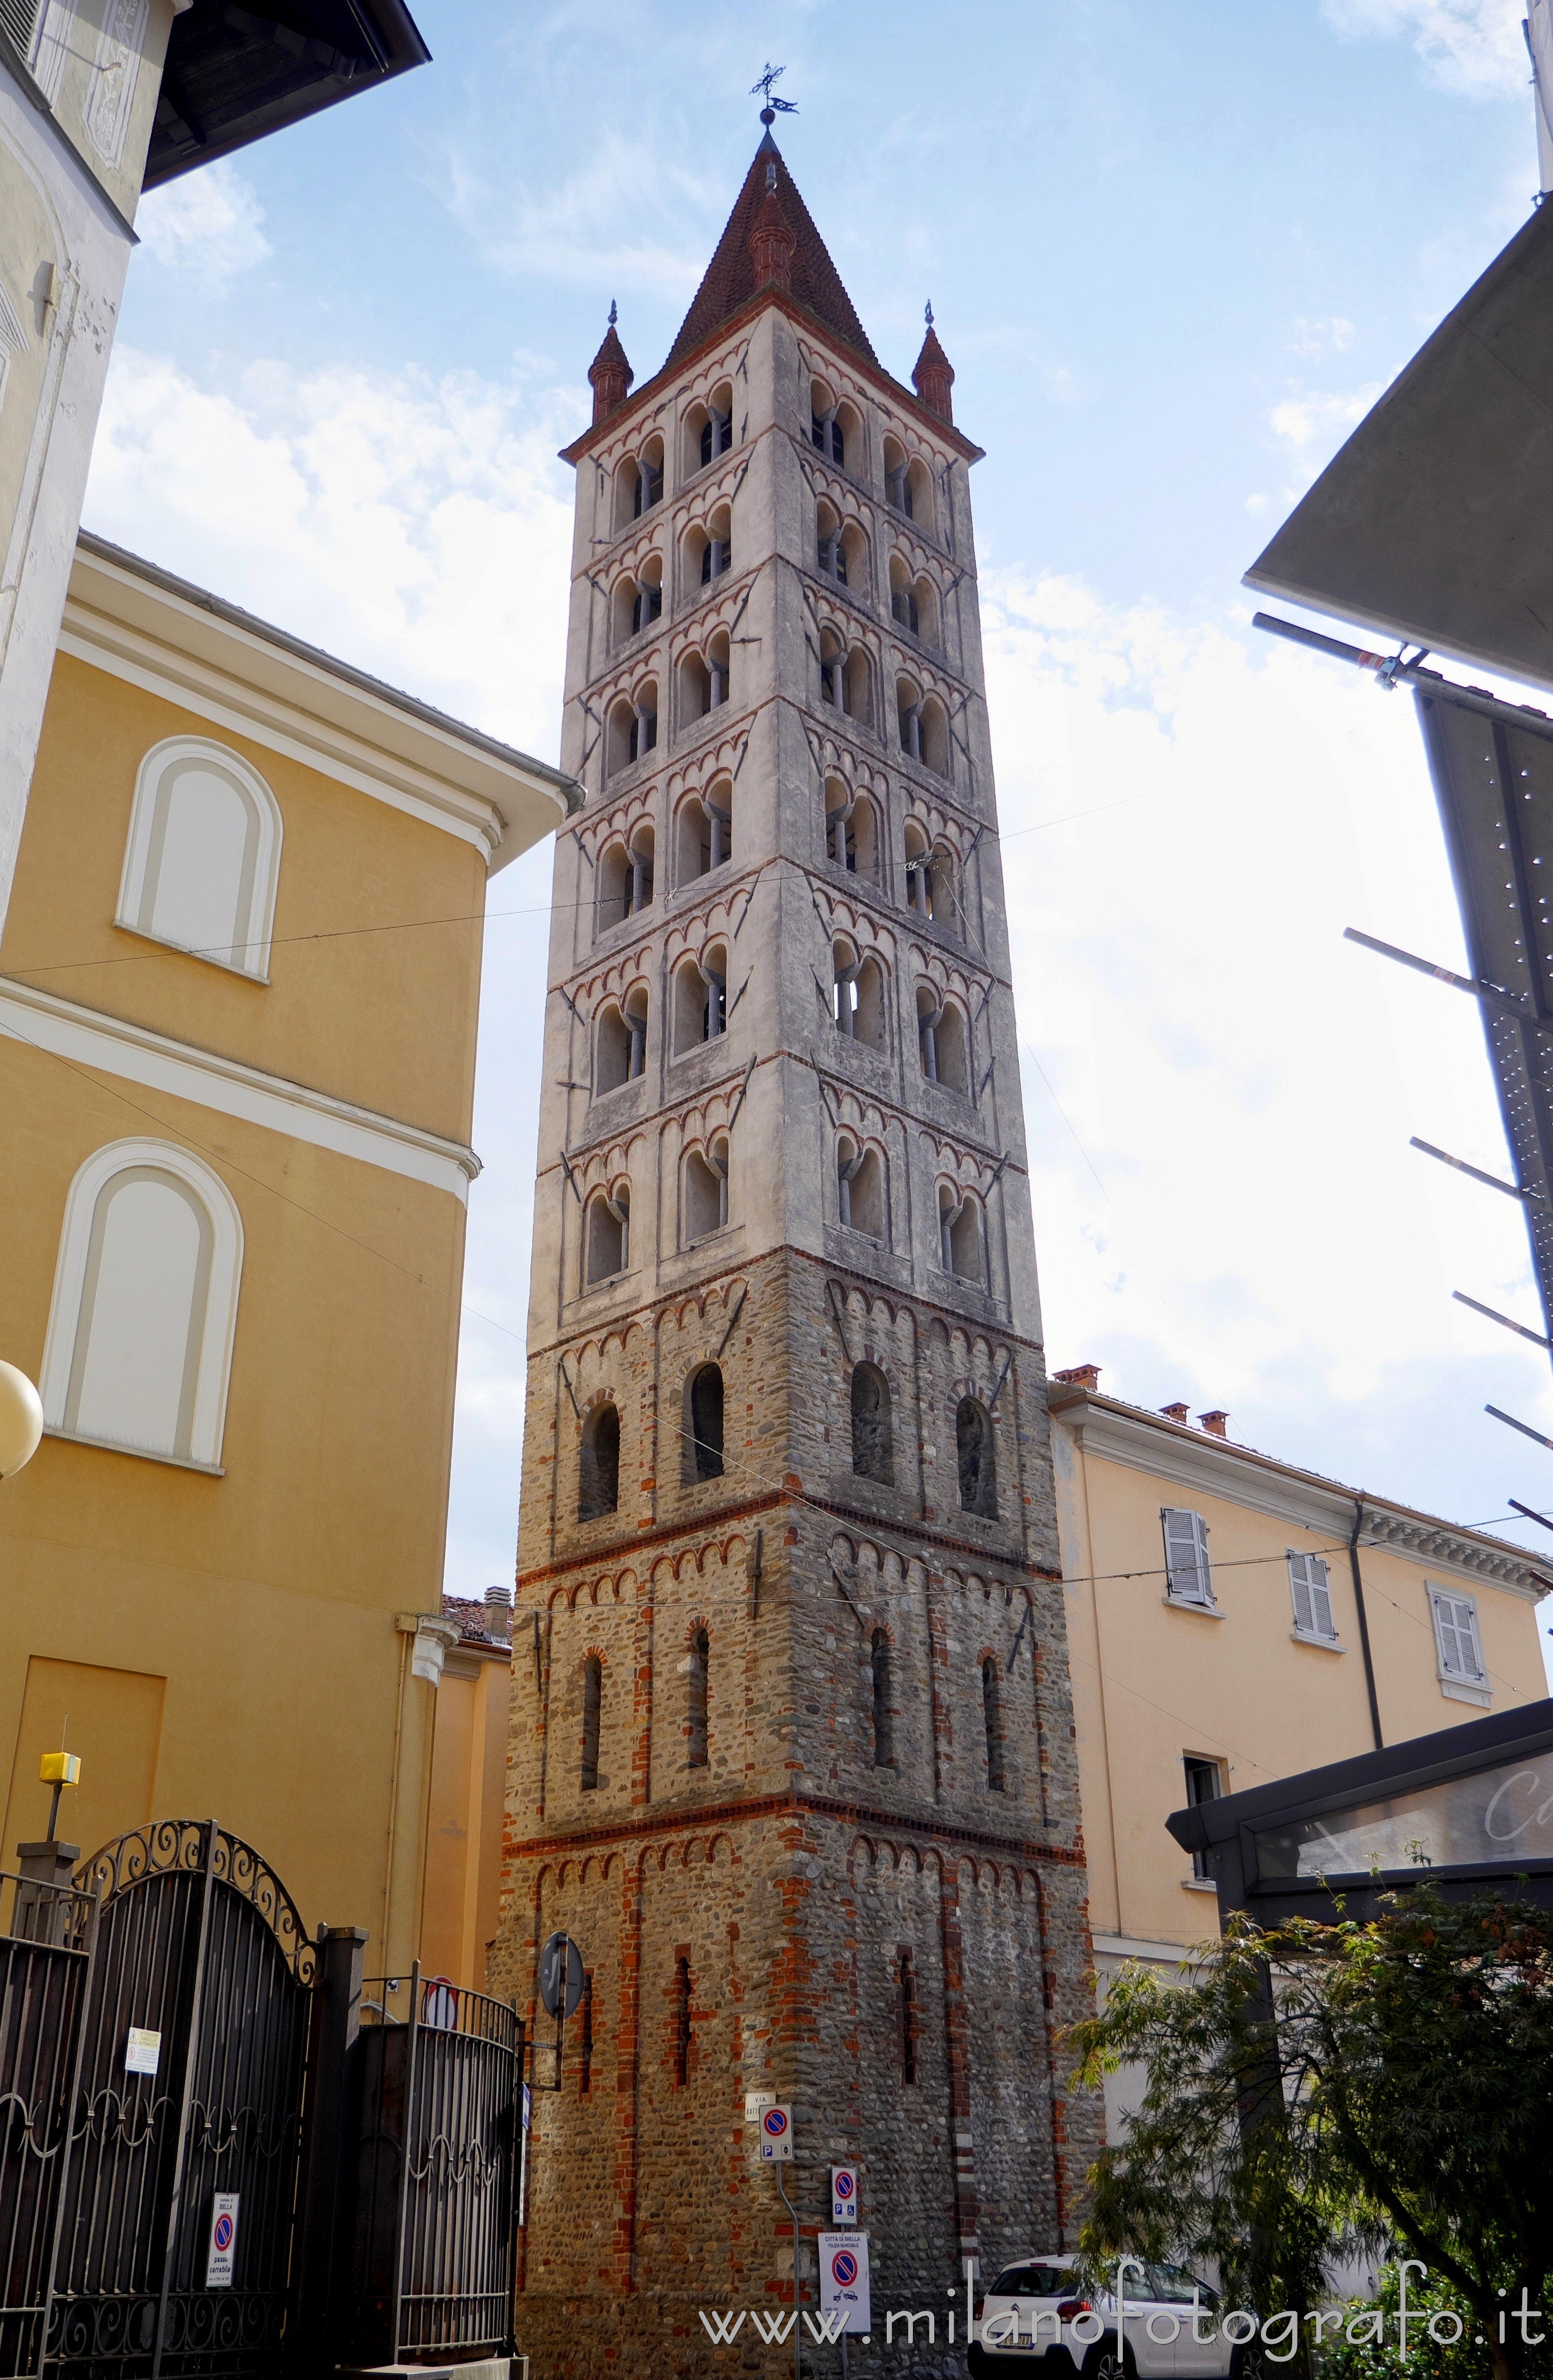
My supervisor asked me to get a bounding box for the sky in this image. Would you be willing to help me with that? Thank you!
[85,0,1553,1678]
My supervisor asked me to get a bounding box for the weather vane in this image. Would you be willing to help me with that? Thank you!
[751,63,797,126]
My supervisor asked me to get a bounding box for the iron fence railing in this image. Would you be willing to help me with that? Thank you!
[345,1968,522,2368]
[0,1871,97,2379]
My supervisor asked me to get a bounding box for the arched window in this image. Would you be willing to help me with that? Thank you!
[918,990,969,1092]
[676,782,733,882]
[688,1363,725,1480]
[579,1403,620,1520]
[918,696,949,778]
[595,990,647,1093]
[633,437,664,521]
[40,1139,244,1469]
[683,1141,729,1242]
[680,633,730,722]
[612,563,662,645]
[673,949,727,1052]
[889,554,920,636]
[581,1655,602,1790]
[898,1947,918,2084]
[982,1656,1006,1790]
[606,686,657,777]
[871,1628,893,1765]
[851,1364,893,1483]
[686,379,734,475]
[810,378,845,467]
[673,1954,692,2085]
[585,1186,630,1284]
[956,1396,995,1517]
[940,1188,983,1283]
[117,740,283,979]
[685,506,733,589]
[837,1139,885,1240]
[687,1625,710,1765]
[819,631,867,721]
[833,943,885,1050]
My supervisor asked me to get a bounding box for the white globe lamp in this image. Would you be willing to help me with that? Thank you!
[0,1361,43,1480]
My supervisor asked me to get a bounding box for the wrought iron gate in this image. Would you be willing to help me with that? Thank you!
[45,1823,315,2380]
[339,1968,521,2371]
[0,1825,522,2380]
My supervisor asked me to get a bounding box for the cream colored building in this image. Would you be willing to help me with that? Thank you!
[0,531,574,1975]
[1048,1362,1551,2127]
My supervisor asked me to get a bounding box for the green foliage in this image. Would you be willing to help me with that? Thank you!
[1067,1889,1553,2379]
[1318,2266,1512,2380]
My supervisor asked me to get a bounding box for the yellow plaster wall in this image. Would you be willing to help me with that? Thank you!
[0,645,492,1969]
[421,1650,512,1993]
[1053,1424,1550,1951]
[1,656,486,1146]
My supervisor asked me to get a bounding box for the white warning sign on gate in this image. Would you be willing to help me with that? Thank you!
[205,2194,240,2288]
[817,2232,870,2335]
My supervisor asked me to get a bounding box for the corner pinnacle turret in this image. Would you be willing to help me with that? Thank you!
[587,299,633,428]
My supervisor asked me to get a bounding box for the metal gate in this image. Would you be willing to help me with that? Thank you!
[45,1823,316,2380]
[0,1824,521,2380]
[340,1968,521,2370]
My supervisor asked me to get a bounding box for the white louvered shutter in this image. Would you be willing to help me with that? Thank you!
[1289,1552,1336,1639]
[1430,1587,1486,1684]
[1162,1508,1212,1605]
[0,0,44,62]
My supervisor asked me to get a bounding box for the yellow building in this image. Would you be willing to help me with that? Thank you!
[420,1589,513,1993]
[0,530,575,1979]
[1048,1362,1551,2126]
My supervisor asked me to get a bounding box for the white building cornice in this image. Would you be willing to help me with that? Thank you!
[1050,1391,1552,1602]
[62,535,582,872]
[0,975,480,1201]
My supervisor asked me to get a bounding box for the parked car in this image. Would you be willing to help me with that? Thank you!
[969,2253,1255,2380]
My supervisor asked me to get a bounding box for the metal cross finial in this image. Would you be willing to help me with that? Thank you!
[608,298,617,327]
[750,61,797,125]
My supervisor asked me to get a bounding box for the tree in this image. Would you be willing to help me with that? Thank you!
[1068,1889,1553,2380]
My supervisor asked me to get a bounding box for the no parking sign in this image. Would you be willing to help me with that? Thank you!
[830,2165,858,2224]
[758,2104,792,2161]
[205,2194,239,2288]
[817,2233,870,2335]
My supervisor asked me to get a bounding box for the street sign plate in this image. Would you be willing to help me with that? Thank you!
[818,2233,870,2334]
[539,1931,584,2019]
[830,2165,857,2223]
[758,2103,792,2160]
[745,2089,776,2121]
[204,2194,239,2289]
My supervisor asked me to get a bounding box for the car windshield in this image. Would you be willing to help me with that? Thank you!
[989,2266,1072,2297]
[1145,2266,1214,2305]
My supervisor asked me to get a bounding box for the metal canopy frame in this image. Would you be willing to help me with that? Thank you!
[1167,1692,1553,1928]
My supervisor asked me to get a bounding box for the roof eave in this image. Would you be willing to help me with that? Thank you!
[559,286,983,470]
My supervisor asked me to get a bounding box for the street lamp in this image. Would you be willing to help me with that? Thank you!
[0,1361,43,1480]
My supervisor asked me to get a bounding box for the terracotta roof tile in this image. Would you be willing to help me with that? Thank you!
[664,133,877,373]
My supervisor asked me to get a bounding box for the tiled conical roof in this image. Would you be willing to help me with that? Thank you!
[664,133,877,371]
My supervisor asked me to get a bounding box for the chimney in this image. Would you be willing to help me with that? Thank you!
[1198,1411,1230,1439]
[911,306,956,425]
[749,164,796,292]
[1052,1364,1100,1390]
[484,1583,515,1643]
[587,302,634,428]
[1159,1403,1190,1424]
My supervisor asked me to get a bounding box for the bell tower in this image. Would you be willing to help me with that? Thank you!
[493,125,1098,2374]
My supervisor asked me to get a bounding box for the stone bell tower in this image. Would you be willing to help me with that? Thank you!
[491,121,1098,2377]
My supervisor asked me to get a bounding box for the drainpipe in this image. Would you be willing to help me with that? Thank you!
[1348,1498,1383,1750]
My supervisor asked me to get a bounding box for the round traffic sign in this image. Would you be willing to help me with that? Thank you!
[539,1932,585,2019]
[834,2170,855,2201]
[830,2249,859,2288]
[213,2214,234,2253]
[762,2106,790,2140]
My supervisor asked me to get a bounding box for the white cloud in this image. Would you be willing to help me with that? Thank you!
[1267,381,1383,452]
[1318,0,1529,100]
[83,346,576,750]
[981,569,1553,1509]
[1288,315,1355,356]
[134,160,273,294]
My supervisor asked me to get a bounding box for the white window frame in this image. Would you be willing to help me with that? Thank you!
[39,1138,244,1471]
[1427,1582,1490,1705]
[1288,1550,1340,1646]
[117,737,283,980]
[1161,1507,1215,1609]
